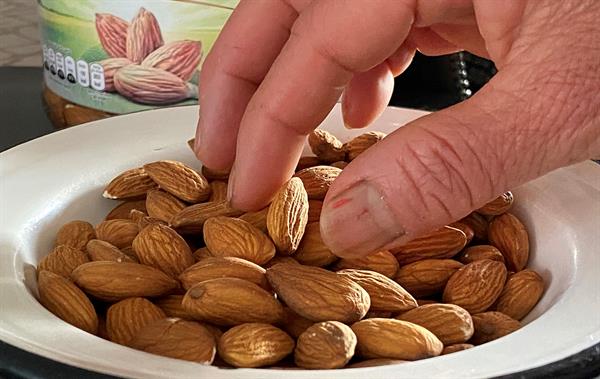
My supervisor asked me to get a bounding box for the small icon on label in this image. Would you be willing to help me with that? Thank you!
[65,56,76,84]
[77,60,90,87]
[89,63,105,91]
[50,65,56,75]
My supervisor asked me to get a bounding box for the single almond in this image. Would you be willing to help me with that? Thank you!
[470,311,521,344]
[448,221,475,244]
[351,318,442,360]
[457,245,505,264]
[218,323,294,368]
[396,304,474,345]
[347,359,407,368]
[130,318,216,364]
[459,212,489,241]
[333,250,399,278]
[55,220,96,250]
[307,200,323,223]
[488,213,530,271]
[337,269,417,312]
[38,245,90,278]
[144,160,210,203]
[37,270,98,334]
[295,321,356,369]
[264,256,300,268]
[392,226,467,265]
[344,131,386,161]
[171,200,244,234]
[394,259,463,298]
[294,165,341,200]
[132,223,194,278]
[192,246,214,261]
[308,129,345,163]
[293,222,338,267]
[86,239,136,263]
[146,189,186,223]
[203,216,276,265]
[442,343,474,355]
[105,199,147,220]
[130,209,166,229]
[295,156,322,172]
[154,295,192,320]
[238,207,268,233]
[103,167,157,200]
[106,297,165,346]
[95,219,139,249]
[208,181,228,202]
[494,269,544,320]
[182,278,284,326]
[202,165,230,181]
[266,263,370,323]
[267,178,309,255]
[71,261,178,301]
[477,191,514,216]
[443,259,507,314]
[179,256,268,291]
[279,306,314,339]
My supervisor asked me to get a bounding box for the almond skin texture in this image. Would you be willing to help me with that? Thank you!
[477,191,514,216]
[393,226,467,265]
[307,200,323,223]
[182,278,284,326]
[347,359,407,368]
[154,295,192,319]
[397,304,474,345]
[56,220,96,250]
[71,261,178,301]
[95,219,139,249]
[37,270,98,335]
[296,156,322,171]
[266,263,370,323]
[103,167,157,200]
[442,343,474,355]
[395,259,463,298]
[171,200,244,234]
[192,247,214,261]
[308,129,345,163]
[267,178,309,255]
[203,216,276,265]
[143,160,210,203]
[333,250,399,278]
[209,181,228,202]
[488,213,530,271]
[145,189,186,223]
[106,297,165,346]
[105,200,147,220]
[39,245,90,278]
[448,221,475,245]
[457,245,505,265]
[443,259,508,314]
[179,256,268,291]
[264,256,300,268]
[294,321,357,369]
[218,323,294,368]
[293,222,338,267]
[344,131,386,161]
[279,307,314,338]
[202,165,230,181]
[470,311,521,344]
[131,318,217,364]
[132,223,194,278]
[239,208,268,233]
[494,269,544,320]
[294,166,341,200]
[330,160,348,169]
[86,239,136,263]
[351,318,443,360]
[460,212,489,241]
[337,269,417,312]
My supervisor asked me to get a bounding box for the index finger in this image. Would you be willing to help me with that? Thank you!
[229,0,416,210]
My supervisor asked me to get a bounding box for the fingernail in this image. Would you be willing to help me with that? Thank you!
[320,181,405,258]
[226,163,237,203]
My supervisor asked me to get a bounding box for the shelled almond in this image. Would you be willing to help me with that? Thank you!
[35,130,545,369]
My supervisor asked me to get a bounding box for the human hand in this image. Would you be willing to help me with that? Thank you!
[194,0,600,258]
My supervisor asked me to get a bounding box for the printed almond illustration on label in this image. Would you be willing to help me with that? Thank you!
[126,7,163,63]
[141,40,202,81]
[95,13,128,58]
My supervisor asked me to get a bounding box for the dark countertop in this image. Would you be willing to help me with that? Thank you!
[1,66,599,379]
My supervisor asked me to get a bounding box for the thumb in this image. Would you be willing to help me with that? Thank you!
[320,69,599,258]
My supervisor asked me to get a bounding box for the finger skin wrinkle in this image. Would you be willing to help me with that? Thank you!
[260,102,315,137]
[392,154,431,217]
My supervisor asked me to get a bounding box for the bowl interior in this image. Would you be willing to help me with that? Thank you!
[1,105,598,379]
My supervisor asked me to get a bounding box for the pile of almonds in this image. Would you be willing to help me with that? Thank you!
[35,129,545,369]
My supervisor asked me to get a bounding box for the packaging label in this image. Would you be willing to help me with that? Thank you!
[39,0,237,114]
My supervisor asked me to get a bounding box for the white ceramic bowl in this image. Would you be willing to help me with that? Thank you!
[1,105,599,378]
